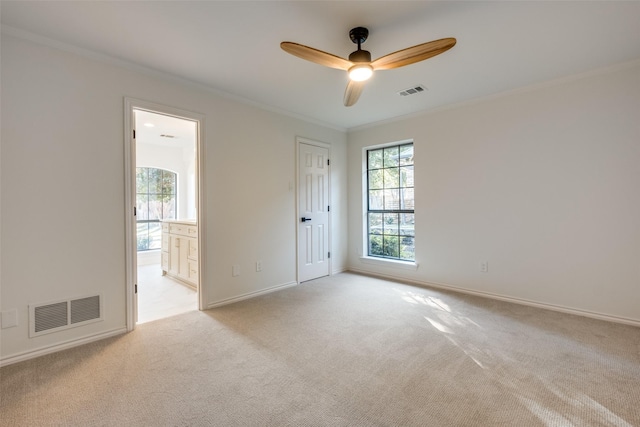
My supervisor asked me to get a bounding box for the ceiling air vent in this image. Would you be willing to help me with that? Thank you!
[398,85,427,97]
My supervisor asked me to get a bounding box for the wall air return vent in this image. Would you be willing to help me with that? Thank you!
[29,295,102,338]
[398,85,427,97]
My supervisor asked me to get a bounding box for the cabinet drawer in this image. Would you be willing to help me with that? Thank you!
[161,235,169,250]
[169,223,186,236]
[161,223,170,233]
[169,223,197,237]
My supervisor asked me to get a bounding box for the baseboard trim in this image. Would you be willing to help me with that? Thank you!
[347,268,640,328]
[0,327,128,367]
[206,281,298,309]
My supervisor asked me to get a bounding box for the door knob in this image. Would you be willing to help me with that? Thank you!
[301,217,312,222]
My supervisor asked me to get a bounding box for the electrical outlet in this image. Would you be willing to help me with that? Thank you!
[232,264,240,277]
[256,261,262,272]
[480,261,489,273]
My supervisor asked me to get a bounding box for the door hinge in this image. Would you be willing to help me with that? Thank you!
[327,159,330,166]
[327,205,330,212]
[135,284,138,294]
[328,252,331,259]
[133,129,136,139]
[134,206,137,216]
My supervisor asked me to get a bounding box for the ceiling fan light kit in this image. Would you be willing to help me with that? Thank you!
[281,26,456,106]
[348,64,373,82]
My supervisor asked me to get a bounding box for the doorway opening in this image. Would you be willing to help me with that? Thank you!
[124,99,204,329]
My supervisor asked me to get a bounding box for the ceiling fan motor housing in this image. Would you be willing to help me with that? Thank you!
[349,49,371,63]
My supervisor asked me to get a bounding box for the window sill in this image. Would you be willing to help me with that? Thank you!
[359,256,419,271]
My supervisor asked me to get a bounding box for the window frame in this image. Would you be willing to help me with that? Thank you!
[363,140,416,264]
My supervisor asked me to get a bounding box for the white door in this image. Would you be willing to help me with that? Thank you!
[298,142,330,282]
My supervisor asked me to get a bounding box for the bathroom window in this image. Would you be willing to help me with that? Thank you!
[136,167,176,251]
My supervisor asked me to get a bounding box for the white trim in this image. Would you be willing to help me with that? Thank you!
[207,281,298,309]
[347,269,640,328]
[295,137,333,283]
[0,327,127,368]
[124,99,137,330]
[124,98,206,332]
[5,25,638,134]
[2,25,345,133]
[359,256,418,271]
[348,58,640,132]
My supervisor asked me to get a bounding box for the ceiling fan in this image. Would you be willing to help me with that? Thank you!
[281,27,456,107]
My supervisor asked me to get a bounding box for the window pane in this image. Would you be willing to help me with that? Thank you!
[369,213,382,235]
[400,214,415,236]
[383,213,399,235]
[400,166,414,187]
[136,195,149,220]
[149,168,162,194]
[400,236,415,261]
[136,168,148,193]
[148,223,162,250]
[163,195,176,219]
[368,169,384,190]
[384,146,399,167]
[383,189,399,210]
[401,188,414,210]
[147,195,163,220]
[383,235,400,258]
[162,171,176,195]
[369,189,384,210]
[368,149,383,169]
[384,167,399,189]
[137,223,149,251]
[369,234,384,256]
[399,144,414,166]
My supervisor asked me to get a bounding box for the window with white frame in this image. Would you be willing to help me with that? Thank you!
[136,167,176,251]
[366,143,414,261]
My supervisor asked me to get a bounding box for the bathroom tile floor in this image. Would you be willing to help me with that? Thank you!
[137,263,197,324]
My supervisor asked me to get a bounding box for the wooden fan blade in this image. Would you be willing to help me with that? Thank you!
[280,42,353,71]
[344,80,366,107]
[371,38,456,71]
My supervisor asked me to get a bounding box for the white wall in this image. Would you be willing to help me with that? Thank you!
[0,35,348,363]
[347,63,640,324]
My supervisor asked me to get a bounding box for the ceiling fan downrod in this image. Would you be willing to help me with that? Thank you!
[348,27,371,63]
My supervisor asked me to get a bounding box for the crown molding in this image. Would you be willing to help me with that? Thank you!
[1,25,347,133]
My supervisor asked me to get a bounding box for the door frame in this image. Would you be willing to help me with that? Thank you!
[295,136,332,283]
[124,97,206,331]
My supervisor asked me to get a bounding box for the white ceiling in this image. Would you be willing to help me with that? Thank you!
[135,110,196,150]
[2,1,640,130]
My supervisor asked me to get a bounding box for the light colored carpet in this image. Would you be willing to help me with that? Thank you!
[1,272,639,426]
